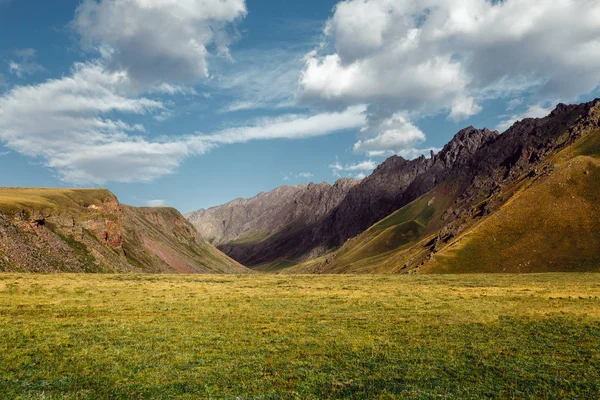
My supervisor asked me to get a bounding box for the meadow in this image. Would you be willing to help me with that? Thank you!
[1,274,599,399]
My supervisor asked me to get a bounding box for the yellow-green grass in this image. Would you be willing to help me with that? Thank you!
[429,130,600,273]
[1,274,600,399]
[253,259,299,273]
[0,188,114,215]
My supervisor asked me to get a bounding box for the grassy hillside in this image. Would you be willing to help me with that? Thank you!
[428,130,600,273]
[0,188,248,274]
[285,186,455,274]
[285,129,600,274]
[1,273,599,398]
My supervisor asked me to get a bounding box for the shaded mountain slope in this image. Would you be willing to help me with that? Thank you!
[0,188,248,273]
[284,100,600,274]
[186,179,358,269]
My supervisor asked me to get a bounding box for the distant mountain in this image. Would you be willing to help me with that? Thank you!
[0,188,249,273]
[189,99,600,273]
[186,179,358,271]
[285,99,600,273]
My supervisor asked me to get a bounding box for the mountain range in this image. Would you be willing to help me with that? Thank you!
[188,99,600,274]
[1,99,598,274]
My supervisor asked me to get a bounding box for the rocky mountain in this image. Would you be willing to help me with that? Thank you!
[0,188,249,273]
[189,99,600,273]
[188,126,500,269]
[285,99,600,274]
[186,179,358,270]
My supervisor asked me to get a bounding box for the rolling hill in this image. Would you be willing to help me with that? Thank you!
[0,188,249,273]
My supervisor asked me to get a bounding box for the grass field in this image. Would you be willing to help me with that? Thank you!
[1,274,600,399]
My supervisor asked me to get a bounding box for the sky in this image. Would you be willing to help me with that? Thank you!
[0,0,599,213]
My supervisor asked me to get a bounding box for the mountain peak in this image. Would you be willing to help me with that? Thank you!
[438,126,498,168]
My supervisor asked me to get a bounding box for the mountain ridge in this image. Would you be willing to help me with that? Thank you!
[187,99,600,273]
[284,99,600,273]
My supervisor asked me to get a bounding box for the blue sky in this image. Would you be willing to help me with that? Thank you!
[0,0,599,213]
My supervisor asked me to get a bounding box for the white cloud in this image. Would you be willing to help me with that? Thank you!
[0,62,367,184]
[496,104,554,133]
[448,96,483,122]
[329,159,377,177]
[214,48,305,112]
[151,83,198,96]
[147,199,166,207]
[342,160,377,171]
[353,114,426,156]
[192,105,366,145]
[73,0,247,85]
[395,147,442,160]
[0,62,212,184]
[283,171,315,181]
[301,0,600,128]
[8,48,45,78]
[355,172,366,180]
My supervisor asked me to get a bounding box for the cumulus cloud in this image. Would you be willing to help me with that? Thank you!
[353,114,426,157]
[0,62,207,184]
[341,160,377,171]
[72,0,247,86]
[301,0,600,144]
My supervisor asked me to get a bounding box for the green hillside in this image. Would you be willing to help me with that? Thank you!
[284,186,455,273]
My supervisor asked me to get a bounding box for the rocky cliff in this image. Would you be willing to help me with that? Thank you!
[188,126,498,268]
[0,188,249,273]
